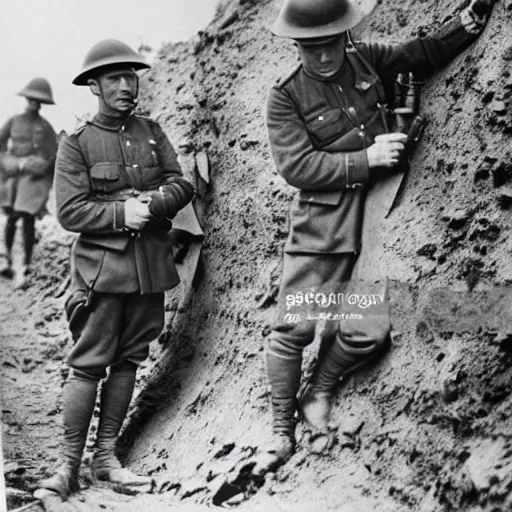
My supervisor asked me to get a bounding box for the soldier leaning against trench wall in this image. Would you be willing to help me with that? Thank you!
[253,0,496,473]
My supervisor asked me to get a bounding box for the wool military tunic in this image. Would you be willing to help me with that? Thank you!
[266,17,477,255]
[0,112,57,215]
[55,112,192,295]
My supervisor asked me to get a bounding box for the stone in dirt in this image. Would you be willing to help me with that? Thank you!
[490,100,507,115]
[442,208,470,229]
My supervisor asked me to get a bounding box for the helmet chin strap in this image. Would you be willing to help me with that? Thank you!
[131,68,139,108]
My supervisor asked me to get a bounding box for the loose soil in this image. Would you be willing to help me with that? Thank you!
[2,0,512,511]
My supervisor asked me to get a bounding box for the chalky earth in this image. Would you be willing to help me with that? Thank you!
[2,0,512,510]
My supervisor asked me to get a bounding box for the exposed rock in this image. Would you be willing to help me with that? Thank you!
[443,208,470,229]
[474,156,497,182]
[490,100,507,115]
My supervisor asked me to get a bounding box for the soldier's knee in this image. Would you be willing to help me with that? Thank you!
[111,360,138,375]
[337,321,390,357]
[269,318,316,355]
[268,337,301,358]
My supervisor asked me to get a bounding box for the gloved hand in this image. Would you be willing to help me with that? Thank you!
[461,0,494,35]
[142,178,195,221]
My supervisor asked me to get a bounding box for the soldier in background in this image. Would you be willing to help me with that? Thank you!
[0,78,57,288]
[38,39,195,499]
[261,0,494,468]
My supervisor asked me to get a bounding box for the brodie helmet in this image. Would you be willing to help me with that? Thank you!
[271,0,365,40]
[72,39,150,86]
[17,77,55,105]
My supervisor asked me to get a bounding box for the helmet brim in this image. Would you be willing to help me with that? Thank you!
[72,60,151,86]
[271,2,364,39]
[17,91,55,105]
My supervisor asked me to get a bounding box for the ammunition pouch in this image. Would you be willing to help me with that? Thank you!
[65,288,92,342]
[64,235,106,342]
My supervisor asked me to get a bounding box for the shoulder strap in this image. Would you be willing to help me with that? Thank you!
[275,64,302,90]
[345,32,386,102]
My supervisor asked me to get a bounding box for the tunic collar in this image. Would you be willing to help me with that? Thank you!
[22,110,41,121]
[90,112,132,131]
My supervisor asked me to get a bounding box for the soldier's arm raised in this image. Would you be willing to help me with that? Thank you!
[55,135,126,234]
[366,1,493,78]
[266,87,370,191]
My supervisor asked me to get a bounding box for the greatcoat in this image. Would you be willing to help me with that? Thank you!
[0,112,57,215]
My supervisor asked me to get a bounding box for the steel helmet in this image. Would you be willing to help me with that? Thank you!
[271,0,365,40]
[17,77,55,105]
[73,39,151,86]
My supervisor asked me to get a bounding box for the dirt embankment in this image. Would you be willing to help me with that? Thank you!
[3,0,512,511]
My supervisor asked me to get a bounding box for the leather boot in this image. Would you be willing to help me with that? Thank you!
[253,344,302,474]
[301,331,390,447]
[38,371,99,499]
[37,463,80,501]
[92,362,152,486]
[14,265,30,290]
[0,253,13,279]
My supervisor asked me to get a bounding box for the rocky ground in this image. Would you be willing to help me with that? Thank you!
[2,0,512,511]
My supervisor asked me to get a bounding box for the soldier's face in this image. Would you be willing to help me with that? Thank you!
[297,36,345,79]
[94,68,139,114]
[26,99,41,114]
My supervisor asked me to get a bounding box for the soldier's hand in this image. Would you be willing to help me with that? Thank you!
[22,156,47,175]
[461,0,494,34]
[124,197,151,230]
[367,133,407,169]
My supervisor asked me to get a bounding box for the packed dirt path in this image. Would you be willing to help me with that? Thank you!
[0,218,66,510]
[2,239,376,512]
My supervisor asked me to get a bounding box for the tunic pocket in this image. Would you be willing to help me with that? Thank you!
[306,109,350,149]
[89,163,123,193]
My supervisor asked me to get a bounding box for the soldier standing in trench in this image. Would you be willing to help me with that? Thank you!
[0,78,57,289]
[260,0,494,467]
[38,39,195,499]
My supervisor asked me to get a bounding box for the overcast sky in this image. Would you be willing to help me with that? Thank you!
[0,0,217,132]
